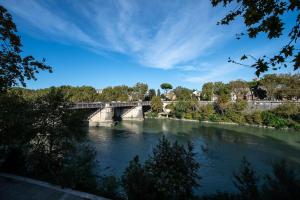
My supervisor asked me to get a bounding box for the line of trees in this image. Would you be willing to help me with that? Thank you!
[1,4,300,200]
[201,74,300,101]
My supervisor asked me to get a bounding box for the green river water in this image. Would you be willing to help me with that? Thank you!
[88,119,300,195]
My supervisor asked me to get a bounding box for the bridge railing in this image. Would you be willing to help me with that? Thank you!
[72,101,152,109]
[72,100,300,109]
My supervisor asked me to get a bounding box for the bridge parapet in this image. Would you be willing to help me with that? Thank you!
[73,101,151,109]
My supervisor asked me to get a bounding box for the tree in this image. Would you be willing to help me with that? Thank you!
[262,160,300,200]
[201,82,214,101]
[99,85,131,102]
[122,137,200,200]
[173,100,190,119]
[0,5,52,92]
[215,84,231,114]
[151,96,163,113]
[229,80,249,100]
[160,83,173,94]
[211,0,300,76]
[122,156,155,200]
[132,82,148,101]
[260,74,279,100]
[173,86,193,100]
[233,157,259,200]
[157,89,161,97]
[145,137,200,200]
[249,81,267,100]
[147,89,156,100]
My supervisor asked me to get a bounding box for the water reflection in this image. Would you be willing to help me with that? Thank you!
[88,119,300,195]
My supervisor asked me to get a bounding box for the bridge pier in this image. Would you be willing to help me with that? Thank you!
[121,102,144,121]
[88,103,114,127]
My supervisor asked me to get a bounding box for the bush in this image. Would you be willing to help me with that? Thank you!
[151,96,163,113]
[199,104,215,121]
[272,103,300,124]
[184,112,193,119]
[245,111,263,125]
[261,111,288,128]
[122,137,200,200]
[146,111,158,118]
[173,101,190,119]
[224,101,247,124]
[192,112,201,120]
[209,114,223,122]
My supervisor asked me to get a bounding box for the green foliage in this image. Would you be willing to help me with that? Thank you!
[147,89,156,100]
[59,145,98,191]
[122,156,155,200]
[99,85,131,102]
[201,82,214,101]
[146,111,158,118]
[98,175,121,199]
[199,104,216,121]
[132,82,148,100]
[174,86,193,100]
[157,89,161,97]
[122,137,200,200]
[202,158,300,200]
[211,0,300,75]
[233,157,259,200]
[173,100,190,118]
[273,103,300,121]
[183,112,193,120]
[224,101,247,124]
[0,93,35,147]
[215,93,230,115]
[0,87,121,199]
[229,80,248,100]
[0,6,52,92]
[151,96,163,113]
[160,83,173,94]
[261,111,288,128]
[261,160,300,200]
[245,111,263,125]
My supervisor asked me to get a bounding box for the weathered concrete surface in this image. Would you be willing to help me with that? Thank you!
[89,104,114,126]
[0,173,108,200]
[122,104,144,121]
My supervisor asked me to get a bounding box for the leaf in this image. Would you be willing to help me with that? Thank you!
[241,55,248,60]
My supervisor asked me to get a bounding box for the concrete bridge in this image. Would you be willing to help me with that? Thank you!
[73,100,299,126]
[73,101,151,126]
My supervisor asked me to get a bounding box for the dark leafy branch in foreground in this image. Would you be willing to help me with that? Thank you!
[0,5,52,92]
[211,0,300,76]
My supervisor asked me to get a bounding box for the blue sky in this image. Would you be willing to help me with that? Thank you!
[1,0,298,90]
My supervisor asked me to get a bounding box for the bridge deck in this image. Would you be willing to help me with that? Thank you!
[72,100,299,109]
[73,101,151,109]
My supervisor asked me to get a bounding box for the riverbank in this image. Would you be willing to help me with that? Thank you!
[145,116,299,130]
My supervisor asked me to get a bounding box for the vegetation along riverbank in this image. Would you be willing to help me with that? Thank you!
[1,2,300,200]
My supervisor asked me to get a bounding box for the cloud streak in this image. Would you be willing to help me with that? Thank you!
[2,0,230,70]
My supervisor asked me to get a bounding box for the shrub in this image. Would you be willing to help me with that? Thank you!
[209,114,222,122]
[122,137,200,200]
[151,96,163,113]
[199,104,215,121]
[146,111,158,118]
[224,101,247,124]
[273,103,300,124]
[184,112,193,119]
[261,111,288,128]
[192,112,201,120]
[174,101,190,119]
[245,111,263,125]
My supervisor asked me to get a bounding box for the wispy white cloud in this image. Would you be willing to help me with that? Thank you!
[184,63,243,84]
[1,0,233,70]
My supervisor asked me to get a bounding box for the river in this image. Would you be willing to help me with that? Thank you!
[87,119,300,195]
